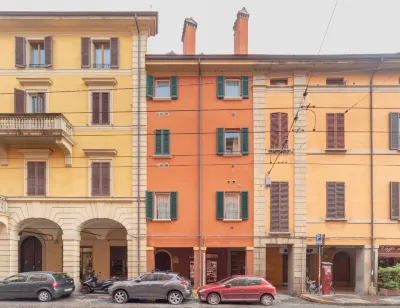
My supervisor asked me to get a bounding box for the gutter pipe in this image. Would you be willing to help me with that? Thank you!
[197,58,203,287]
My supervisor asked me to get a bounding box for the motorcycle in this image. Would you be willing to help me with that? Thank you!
[81,272,119,294]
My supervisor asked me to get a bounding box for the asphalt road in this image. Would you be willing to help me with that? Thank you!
[0,293,387,308]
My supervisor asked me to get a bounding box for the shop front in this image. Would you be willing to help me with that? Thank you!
[378,246,400,268]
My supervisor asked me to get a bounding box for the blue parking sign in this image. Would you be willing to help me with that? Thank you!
[316,234,322,246]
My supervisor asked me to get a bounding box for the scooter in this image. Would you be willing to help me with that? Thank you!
[81,272,119,294]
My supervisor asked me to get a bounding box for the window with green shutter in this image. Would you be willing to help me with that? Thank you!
[217,76,225,98]
[170,76,178,99]
[216,128,225,155]
[217,191,248,220]
[154,129,170,155]
[217,128,248,155]
[216,191,224,220]
[170,192,178,220]
[241,127,249,155]
[146,75,154,98]
[241,191,249,219]
[241,76,249,99]
[146,191,154,219]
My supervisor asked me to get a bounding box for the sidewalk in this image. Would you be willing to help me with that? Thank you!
[301,293,400,306]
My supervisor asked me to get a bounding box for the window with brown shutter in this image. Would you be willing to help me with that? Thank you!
[91,162,111,196]
[270,182,289,232]
[27,162,46,196]
[92,92,110,125]
[326,182,345,219]
[270,112,288,150]
[326,113,345,149]
[15,37,26,68]
[390,182,400,220]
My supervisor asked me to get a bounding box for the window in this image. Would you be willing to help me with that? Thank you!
[93,41,111,68]
[225,130,240,154]
[270,78,288,86]
[157,274,172,281]
[326,182,345,219]
[140,273,157,281]
[225,79,241,98]
[326,78,345,85]
[326,113,345,149]
[247,278,262,286]
[154,130,170,155]
[155,80,171,98]
[390,182,400,220]
[30,41,45,68]
[229,278,247,287]
[27,162,46,196]
[27,274,47,282]
[28,93,45,113]
[270,182,289,232]
[92,92,110,125]
[155,193,171,220]
[270,113,288,149]
[389,113,400,150]
[5,274,27,283]
[224,193,240,220]
[91,162,111,196]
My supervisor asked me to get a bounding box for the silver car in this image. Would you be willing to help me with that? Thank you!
[108,271,192,305]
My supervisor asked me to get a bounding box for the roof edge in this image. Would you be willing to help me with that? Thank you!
[0,11,158,17]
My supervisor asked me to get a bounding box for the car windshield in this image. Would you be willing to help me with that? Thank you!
[216,277,232,284]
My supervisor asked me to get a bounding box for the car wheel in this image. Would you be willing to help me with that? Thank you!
[207,293,221,305]
[81,286,90,294]
[114,290,128,304]
[38,290,52,302]
[168,290,183,305]
[261,294,274,306]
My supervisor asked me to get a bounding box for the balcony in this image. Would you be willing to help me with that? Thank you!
[0,113,75,166]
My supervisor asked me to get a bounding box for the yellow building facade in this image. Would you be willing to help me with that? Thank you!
[0,11,157,284]
[252,55,400,295]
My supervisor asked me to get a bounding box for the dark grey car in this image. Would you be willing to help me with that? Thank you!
[108,271,192,305]
[0,272,75,302]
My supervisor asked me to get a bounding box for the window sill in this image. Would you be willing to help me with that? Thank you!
[223,153,243,157]
[152,219,172,222]
[223,219,243,222]
[269,149,290,154]
[89,124,112,127]
[268,232,292,236]
[325,218,347,222]
[223,97,243,101]
[152,155,172,159]
[325,148,347,153]
[152,97,172,102]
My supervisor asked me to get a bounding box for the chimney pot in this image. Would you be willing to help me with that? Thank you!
[233,7,249,55]
[182,17,197,55]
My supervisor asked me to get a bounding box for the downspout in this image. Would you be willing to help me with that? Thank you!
[134,14,141,275]
[198,58,203,286]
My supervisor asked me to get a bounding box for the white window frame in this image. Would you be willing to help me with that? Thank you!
[155,79,171,98]
[25,37,45,69]
[91,38,111,69]
[225,78,241,98]
[88,159,113,197]
[24,87,49,113]
[224,129,241,155]
[224,192,241,220]
[87,86,113,126]
[154,192,171,220]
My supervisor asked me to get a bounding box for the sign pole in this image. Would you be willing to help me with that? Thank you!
[318,245,321,292]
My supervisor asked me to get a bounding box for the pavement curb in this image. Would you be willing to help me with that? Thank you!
[300,294,400,306]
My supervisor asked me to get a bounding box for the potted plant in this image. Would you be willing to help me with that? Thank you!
[378,264,400,296]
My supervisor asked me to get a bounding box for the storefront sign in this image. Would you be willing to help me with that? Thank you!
[379,246,400,258]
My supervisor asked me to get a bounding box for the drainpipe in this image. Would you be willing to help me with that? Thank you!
[198,58,203,286]
[134,14,141,276]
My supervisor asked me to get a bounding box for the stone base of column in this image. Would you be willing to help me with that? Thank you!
[146,247,155,272]
[355,246,378,295]
[62,233,81,289]
[288,243,306,296]
[0,232,19,279]
[253,246,266,278]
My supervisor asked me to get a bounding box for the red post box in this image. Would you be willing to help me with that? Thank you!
[321,262,333,295]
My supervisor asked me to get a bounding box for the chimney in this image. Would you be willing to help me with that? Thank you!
[182,18,197,55]
[233,7,249,55]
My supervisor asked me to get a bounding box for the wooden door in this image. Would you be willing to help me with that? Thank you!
[20,236,42,272]
[333,251,350,287]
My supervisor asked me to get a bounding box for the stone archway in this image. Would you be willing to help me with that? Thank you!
[155,250,172,271]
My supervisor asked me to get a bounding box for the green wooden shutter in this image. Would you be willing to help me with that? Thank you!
[170,191,178,220]
[170,76,178,99]
[217,76,225,98]
[146,75,154,98]
[146,191,154,219]
[216,128,225,155]
[241,76,249,98]
[241,127,249,155]
[241,191,249,220]
[163,130,170,155]
[216,191,224,220]
[155,130,162,155]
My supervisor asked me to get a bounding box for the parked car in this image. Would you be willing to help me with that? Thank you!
[108,271,192,305]
[0,271,75,302]
[197,275,276,306]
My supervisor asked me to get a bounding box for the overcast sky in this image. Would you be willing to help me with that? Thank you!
[1,0,399,55]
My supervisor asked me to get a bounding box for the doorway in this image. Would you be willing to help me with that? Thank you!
[110,246,127,278]
[333,251,351,287]
[155,251,171,271]
[20,236,42,272]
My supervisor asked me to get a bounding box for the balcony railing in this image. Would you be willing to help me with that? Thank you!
[0,113,73,137]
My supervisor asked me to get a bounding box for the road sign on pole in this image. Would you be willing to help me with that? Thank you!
[316,234,322,246]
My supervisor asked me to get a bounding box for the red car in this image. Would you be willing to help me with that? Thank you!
[197,275,276,306]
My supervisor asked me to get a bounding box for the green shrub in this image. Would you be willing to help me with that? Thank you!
[378,264,400,290]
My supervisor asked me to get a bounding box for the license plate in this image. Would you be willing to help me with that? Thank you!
[65,288,72,292]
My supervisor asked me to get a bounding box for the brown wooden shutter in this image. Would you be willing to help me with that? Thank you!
[335,182,345,218]
[279,182,289,232]
[15,37,26,68]
[14,89,26,113]
[326,182,337,218]
[44,36,53,68]
[91,162,101,195]
[390,182,400,220]
[92,93,100,124]
[281,113,288,149]
[37,162,46,195]
[270,182,280,232]
[101,93,110,124]
[336,114,345,149]
[81,38,91,68]
[101,162,111,196]
[38,93,46,113]
[270,113,280,149]
[110,38,119,68]
[27,162,36,195]
[389,113,399,150]
[326,114,335,149]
